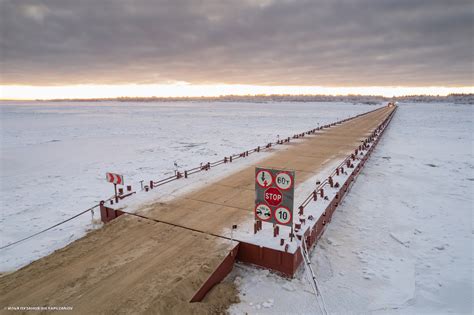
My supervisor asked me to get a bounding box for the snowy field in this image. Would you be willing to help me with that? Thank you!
[0,101,376,271]
[1,102,472,314]
[229,103,473,314]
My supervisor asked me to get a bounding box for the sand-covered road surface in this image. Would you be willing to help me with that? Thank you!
[0,106,394,314]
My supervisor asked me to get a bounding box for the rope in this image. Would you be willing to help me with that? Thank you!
[302,236,329,315]
[297,237,324,314]
[119,210,234,242]
[0,204,100,250]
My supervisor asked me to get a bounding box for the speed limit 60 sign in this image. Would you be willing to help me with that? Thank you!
[255,167,295,227]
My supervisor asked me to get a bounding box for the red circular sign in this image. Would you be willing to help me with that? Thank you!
[254,203,272,221]
[274,206,292,225]
[256,169,273,188]
[264,187,283,206]
[275,171,293,191]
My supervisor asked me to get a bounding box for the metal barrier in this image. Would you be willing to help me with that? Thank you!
[235,106,398,277]
[1,106,388,251]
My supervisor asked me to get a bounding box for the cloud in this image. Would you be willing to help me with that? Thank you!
[19,4,50,22]
[1,0,473,86]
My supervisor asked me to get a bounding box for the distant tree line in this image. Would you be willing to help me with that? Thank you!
[46,93,473,104]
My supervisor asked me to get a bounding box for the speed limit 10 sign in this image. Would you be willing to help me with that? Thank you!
[255,167,295,227]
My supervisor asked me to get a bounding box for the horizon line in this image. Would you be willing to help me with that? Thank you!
[1,84,473,100]
[1,92,473,102]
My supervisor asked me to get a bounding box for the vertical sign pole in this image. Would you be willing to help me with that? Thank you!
[114,183,118,203]
[230,227,233,254]
[291,222,294,242]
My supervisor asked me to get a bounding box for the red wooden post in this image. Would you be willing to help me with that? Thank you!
[114,184,118,203]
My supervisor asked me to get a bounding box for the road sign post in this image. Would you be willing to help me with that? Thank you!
[106,172,124,203]
[255,167,295,229]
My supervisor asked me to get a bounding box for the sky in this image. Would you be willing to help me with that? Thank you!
[1,0,473,99]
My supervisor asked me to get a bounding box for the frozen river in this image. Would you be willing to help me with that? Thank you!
[1,101,472,313]
[0,101,375,271]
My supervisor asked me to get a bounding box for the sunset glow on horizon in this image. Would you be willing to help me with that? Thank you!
[1,84,473,100]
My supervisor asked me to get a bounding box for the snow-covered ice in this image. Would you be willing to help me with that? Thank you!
[2,101,471,313]
[229,102,473,314]
[0,101,375,271]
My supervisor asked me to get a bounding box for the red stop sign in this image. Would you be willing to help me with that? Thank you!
[264,187,283,206]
